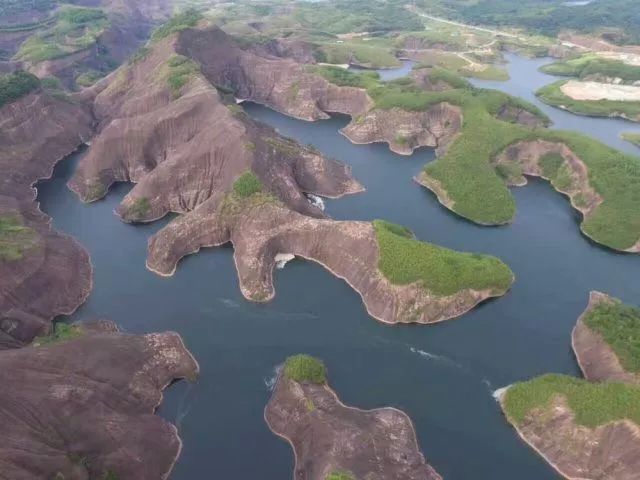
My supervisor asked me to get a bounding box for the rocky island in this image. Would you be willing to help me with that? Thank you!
[68,23,514,325]
[265,354,442,480]
[499,292,640,479]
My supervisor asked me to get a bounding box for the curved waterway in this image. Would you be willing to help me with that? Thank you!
[36,54,640,480]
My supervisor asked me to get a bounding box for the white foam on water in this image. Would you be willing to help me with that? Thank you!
[264,365,282,391]
[218,298,240,308]
[409,346,463,370]
[492,386,510,402]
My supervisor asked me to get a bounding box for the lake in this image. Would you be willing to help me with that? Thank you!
[36,54,640,479]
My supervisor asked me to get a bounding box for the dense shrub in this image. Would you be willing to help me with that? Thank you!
[0,70,40,108]
[284,355,327,384]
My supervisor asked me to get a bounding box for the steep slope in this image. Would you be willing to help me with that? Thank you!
[0,319,198,480]
[0,88,94,348]
[265,355,442,480]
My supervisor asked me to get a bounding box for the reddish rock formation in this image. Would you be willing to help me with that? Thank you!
[572,291,640,385]
[265,361,442,480]
[502,394,640,480]
[341,103,462,155]
[0,319,199,480]
[0,90,94,347]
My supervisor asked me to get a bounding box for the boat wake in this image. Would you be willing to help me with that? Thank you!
[408,346,463,370]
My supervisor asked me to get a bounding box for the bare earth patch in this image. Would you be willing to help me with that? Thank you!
[561,80,640,101]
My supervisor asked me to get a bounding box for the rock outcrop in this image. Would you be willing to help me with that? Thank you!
[341,103,462,155]
[0,319,199,480]
[572,291,640,385]
[0,90,94,347]
[265,358,442,480]
[502,393,640,480]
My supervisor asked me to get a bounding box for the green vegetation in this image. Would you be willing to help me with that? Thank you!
[125,197,151,221]
[0,213,38,261]
[15,6,108,63]
[418,0,640,45]
[461,66,509,81]
[32,322,83,346]
[621,132,640,147]
[151,9,202,41]
[0,70,40,108]
[584,299,640,373]
[232,171,262,198]
[315,42,400,69]
[101,470,118,480]
[284,354,327,384]
[503,374,640,427]
[164,54,200,97]
[539,153,565,179]
[373,220,513,296]
[326,472,356,480]
[313,66,380,89]
[76,70,103,87]
[536,80,640,121]
[292,0,422,35]
[541,54,640,84]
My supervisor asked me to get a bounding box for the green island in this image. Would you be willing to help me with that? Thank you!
[503,373,640,428]
[374,220,513,296]
[0,70,40,108]
[284,354,327,384]
[15,6,108,63]
[0,213,39,261]
[622,132,640,147]
[541,54,640,84]
[315,64,640,251]
[584,299,640,373]
[535,80,640,121]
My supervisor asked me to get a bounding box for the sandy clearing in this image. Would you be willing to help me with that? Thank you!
[561,80,640,101]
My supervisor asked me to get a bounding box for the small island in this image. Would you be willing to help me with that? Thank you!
[499,292,640,480]
[265,355,442,480]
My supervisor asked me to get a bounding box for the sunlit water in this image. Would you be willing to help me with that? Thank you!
[35,54,640,479]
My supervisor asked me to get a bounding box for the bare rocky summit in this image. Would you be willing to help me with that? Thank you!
[265,357,442,480]
[0,320,199,480]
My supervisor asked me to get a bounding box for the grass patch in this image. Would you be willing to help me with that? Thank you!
[584,298,640,373]
[0,213,39,261]
[0,70,40,108]
[539,153,564,179]
[152,8,202,41]
[536,80,640,121]
[374,220,513,296]
[232,171,262,198]
[326,472,355,480]
[541,54,640,84]
[15,6,108,63]
[284,354,327,384]
[76,70,103,87]
[503,374,640,428]
[622,132,640,147]
[461,65,510,81]
[164,54,200,97]
[125,197,150,221]
[316,42,400,69]
[32,322,83,346]
[313,65,380,89]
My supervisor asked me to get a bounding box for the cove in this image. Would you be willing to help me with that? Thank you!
[35,55,640,480]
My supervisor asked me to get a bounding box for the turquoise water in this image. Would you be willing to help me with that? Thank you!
[35,55,640,479]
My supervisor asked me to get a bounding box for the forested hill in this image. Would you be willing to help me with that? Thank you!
[419,0,640,45]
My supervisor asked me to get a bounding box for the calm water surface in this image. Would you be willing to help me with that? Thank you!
[36,54,640,480]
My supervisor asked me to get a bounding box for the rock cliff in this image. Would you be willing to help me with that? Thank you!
[265,357,442,480]
[0,90,94,347]
[0,319,199,480]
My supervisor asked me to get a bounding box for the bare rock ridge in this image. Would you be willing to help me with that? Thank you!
[265,356,442,480]
[0,90,94,348]
[572,291,640,385]
[0,320,199,480]
[175,26,463,154]
[500,293,640,480]
[70,26,511,325]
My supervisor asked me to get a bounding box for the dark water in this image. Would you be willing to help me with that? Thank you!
[471,53,640,154]
[36,54,640,480]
